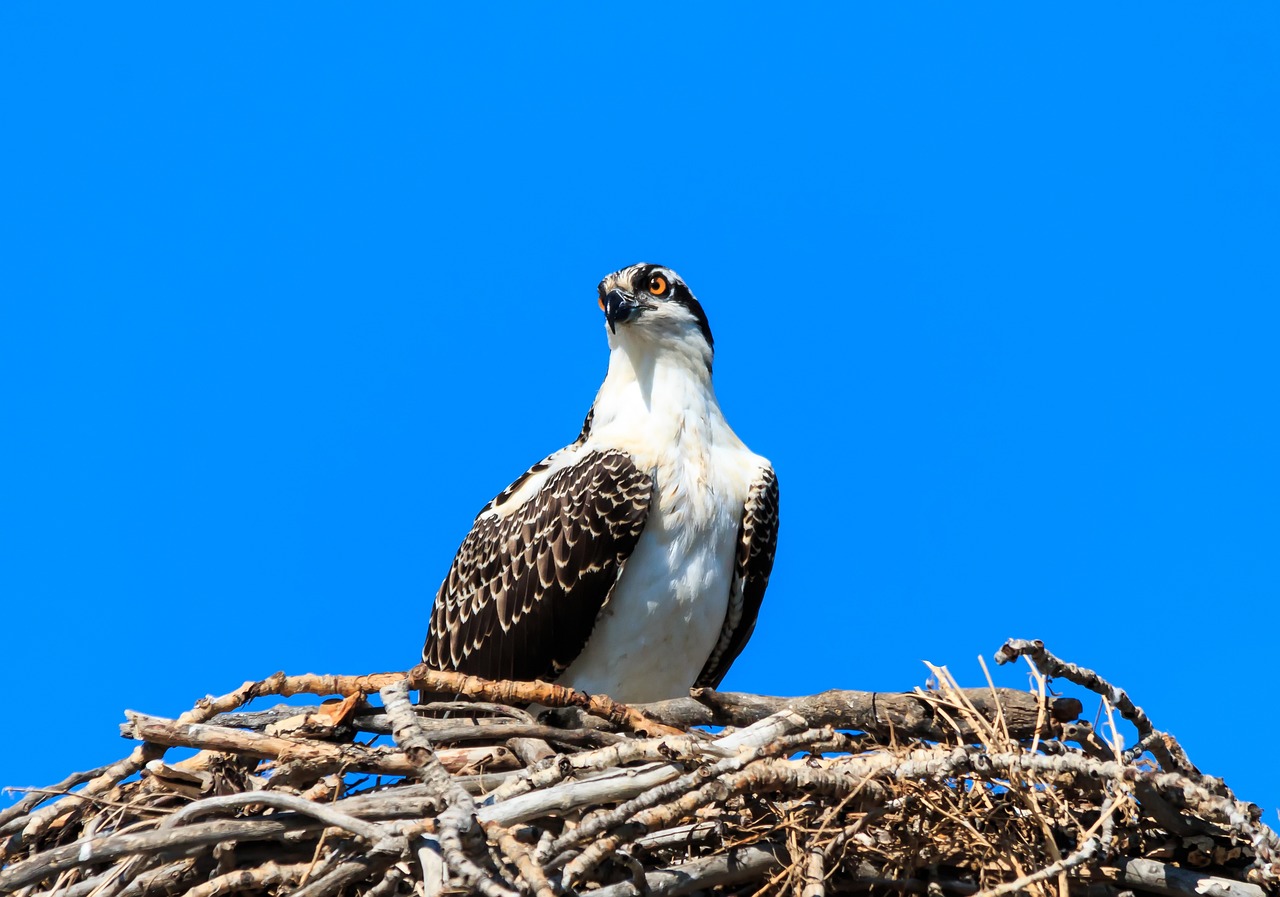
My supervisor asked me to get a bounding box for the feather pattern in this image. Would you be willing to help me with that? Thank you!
[422,448,652,682]
[696,466,780,689]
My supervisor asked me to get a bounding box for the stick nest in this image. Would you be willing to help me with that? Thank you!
[2,639,1276,897]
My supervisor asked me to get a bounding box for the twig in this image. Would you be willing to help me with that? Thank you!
[1110,857,1272,897]
[179,860,310,897]
[637,686,1079,740]
[0,819,303,892]
[120,711,519,776]
[544,724,822,869]
[486,823,556,897]
[379,679,517,897]
[288,851,397,897]
[995,638,1195,776]
[0,765,113,832]
[588,843,783,897]
[161,792,390,845]
[408,665,682,736]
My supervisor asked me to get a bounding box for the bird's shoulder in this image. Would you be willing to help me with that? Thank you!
[424,442,654,680]
[475,410,606,520]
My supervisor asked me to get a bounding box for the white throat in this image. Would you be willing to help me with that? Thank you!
[588,325,731,456]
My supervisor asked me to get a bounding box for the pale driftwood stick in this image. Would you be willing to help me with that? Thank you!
[801,844,827,897]
[418,701,535,721]
[481,733,728,808]
[482,712,809,829]
[176,860,310,897]
[506,738,556,766]
[589,843,783,897]
[287,852,395,897]
[486,823,556,897]
[1108,857,1272,897]
[553,723,822,883]
[152,781,498,829]
[120,712,519,776]
[638,686,1080,740]
[827,866,979,894]
[545,725,827,869]
[24,861,195,897]
[417,837,446,897]
[379,680,518,897]
[116,859,201,897]
[631,821,722,853]
[360,862,408,897]
[161,792,390,845]
[210,708,623,748]
[482,762,684,829]
[330,777,520,815]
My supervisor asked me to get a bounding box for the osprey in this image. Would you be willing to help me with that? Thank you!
[422,263,778,703]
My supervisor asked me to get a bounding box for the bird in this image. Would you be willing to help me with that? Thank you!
[422,263,778,704]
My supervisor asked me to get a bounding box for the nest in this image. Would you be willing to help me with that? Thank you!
[2,639,1276,897]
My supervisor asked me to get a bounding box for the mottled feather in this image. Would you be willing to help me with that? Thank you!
[423,448,652,682]
[695,466,780,689]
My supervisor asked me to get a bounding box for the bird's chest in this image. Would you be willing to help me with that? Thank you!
[557,447,744,702]
[559,392,755,701]
[649,443,736,539]
[593,400,749,570]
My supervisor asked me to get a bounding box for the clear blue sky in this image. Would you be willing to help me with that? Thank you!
[3,6,1277,819]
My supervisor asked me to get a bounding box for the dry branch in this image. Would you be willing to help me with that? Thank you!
[2,640,1276,897]
[121,711,519,776]
[638,685,1081,739]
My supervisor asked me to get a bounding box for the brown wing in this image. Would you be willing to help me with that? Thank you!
[695,465,779,689]
[422,448,652,682]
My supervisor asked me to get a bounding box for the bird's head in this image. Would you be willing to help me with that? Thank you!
[596,263,714,368]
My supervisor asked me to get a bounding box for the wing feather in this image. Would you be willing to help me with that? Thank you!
[695,465,779,689]
[423,448,652,682]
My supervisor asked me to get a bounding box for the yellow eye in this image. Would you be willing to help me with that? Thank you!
[598,294,606,311]
[647,275,667,296]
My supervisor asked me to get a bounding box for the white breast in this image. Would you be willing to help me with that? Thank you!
[554,337,768,703]
[556,467,744,701]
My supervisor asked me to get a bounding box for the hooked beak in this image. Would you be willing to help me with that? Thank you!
[604,288,642,333]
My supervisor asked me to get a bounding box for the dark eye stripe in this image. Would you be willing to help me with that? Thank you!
[669,280,714,354]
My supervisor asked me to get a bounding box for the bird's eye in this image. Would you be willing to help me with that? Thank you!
[597,285,607,311]
[647,275,668,296]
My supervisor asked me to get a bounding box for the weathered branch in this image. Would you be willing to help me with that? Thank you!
[996,638,1196,775]
[120,711,519,776]
[379,679,517,897]
[588,843,784,897]
[1107,857,1273,897]
[637,685,1081,739]
[407,665,682,736]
